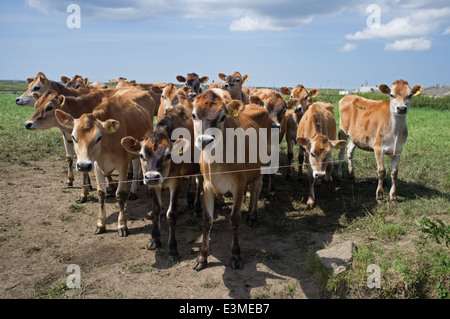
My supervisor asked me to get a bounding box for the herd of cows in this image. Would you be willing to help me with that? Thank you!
[15,71,423,270]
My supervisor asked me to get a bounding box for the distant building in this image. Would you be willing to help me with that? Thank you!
[423,84,450,97]
[339,85,380,95]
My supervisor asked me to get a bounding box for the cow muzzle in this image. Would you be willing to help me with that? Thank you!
[144,171,163,185]
[195,135,214,150]
[313,171,326,180]
[24,121,36,130]
[76,162,93,172]
[396,106,407,115]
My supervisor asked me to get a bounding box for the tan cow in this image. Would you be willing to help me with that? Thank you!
[176,73,209,97]
[55,88,155,236]
[16,75,90,106]
[337,79,423,203]
[24,88,128,202]
[296,102,346,207]
[191,90,273,270]
[218,72,250,104]
[121,106,201,261]
[280,85,320,180]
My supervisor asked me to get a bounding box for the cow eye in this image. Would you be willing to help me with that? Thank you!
[45,105,53,112]
[96,135,102,143]
[71,135,77,143]
[191,113,196,119]
[165,153,172,160]
[32,86,40,91]
[390,94,395,98]
[310,153,316,158]
[219,114,226,122]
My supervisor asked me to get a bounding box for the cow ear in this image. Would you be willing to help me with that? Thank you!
[379,84,391,95]
[411,85,423,97]
[226,100,246,117]
[58,95,65,106]
[27,77,34,84]
[309,89,320,98]
[55,109,74,129]
[242,74,249,83]
[61,76,70,84]
[172,138,190,156]
[249,95,264,106]
[84,78,89,86]
[40,77,49,87]
[200,76,209,84]
[287,99,299,110]
[331,140,347,149]
[102,119,120,134]
[296,137,310,149]
[151,85,163,94]
[121,137,141,154]
[280,87,291,96]
[218,73,227,81]
[176,75,186,83]
[33,92,41,101]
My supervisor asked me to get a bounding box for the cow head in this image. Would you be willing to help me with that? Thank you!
[192,90,245,151]
[379,80,423,116]
[297,134,346,180]
[61,75,89,89]
[218,72,248,100]
[250,91,286,130]
[121,128,188,186]
[55,110,120,172]
[152,84,193,113]
[176,73,209,98]
[24,90,65,130]
[16,73,50,106]
[280,85,319,114]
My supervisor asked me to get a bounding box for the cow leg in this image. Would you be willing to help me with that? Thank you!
[286,137,294,180]
[194,176,203,217]
[389,153,401,202]
[298,146,305,181]
[374,149,386,203]
[194,182,215,271]
[149,186,162,250]
[337,129,348,180]
[116,165,129,237]
[305,155,316,207]
[247,175,263,227]
[230,185,245,269]
[346,139,357,180]
[62,133,75,187]
[167,179,181,262]
[77,172,91,204]
[128,158,140,200]
[93,162,107,235]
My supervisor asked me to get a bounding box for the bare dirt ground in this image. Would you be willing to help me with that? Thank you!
[0,156,358,299]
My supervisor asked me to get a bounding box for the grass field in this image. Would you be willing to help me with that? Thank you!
[0,81,448,298]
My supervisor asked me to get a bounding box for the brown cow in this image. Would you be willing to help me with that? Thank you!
[24,88,129,202]
[280,85,320,180]
[62,75,108,89]
[337,79,423,203]
[121,106,201,261]
[176,73,209,97]
[296,102,346,207]
[151,84,192,121]
[16,75,90,106]
[55,88,155,236]
[218,72,250,104]
[191,90,273,270]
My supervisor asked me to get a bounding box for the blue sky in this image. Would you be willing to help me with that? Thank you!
[0,0,449,89]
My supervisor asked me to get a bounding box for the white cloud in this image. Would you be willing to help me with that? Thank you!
[444,26,450,35]
[340,43,357,52]
[229,15,313,32]
[384,37,432,51]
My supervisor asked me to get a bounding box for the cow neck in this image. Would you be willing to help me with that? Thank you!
[390,111,408,155]
[50,81,84,97]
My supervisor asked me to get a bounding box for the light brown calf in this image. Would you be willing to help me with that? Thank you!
[337,79,423,203]
[218,72,250,104]
[279,85,319,180]
[297,102,346,207]
[122,106,201,261]
[55,88,155,236]
[192,90,273,270]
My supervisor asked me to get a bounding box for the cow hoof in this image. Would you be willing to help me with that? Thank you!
[247,216,258,228]
[118,228,129,237]
[65,182,73,188]
[77,196,87,204]
[168,254,180,264]
[128,193,138,201]
[94,226,106,235]
[148,239,161,250]
[376,196,384,204]
[230,256,243,270]
[193,258,207,271]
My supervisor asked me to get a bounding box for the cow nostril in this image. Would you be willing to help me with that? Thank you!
[25,122,32,130]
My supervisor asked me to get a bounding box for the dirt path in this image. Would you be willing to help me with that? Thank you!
[0,157,349,299]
